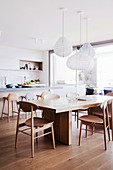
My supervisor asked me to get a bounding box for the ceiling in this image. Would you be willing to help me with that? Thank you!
[0,0,113,51]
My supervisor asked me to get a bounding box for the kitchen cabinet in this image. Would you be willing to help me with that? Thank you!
[19,60,43,71]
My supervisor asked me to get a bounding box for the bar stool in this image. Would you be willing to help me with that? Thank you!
[1,93,18,122]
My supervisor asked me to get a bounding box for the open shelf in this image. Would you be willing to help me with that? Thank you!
[19,60,43,71]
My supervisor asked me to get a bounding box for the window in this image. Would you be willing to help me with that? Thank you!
[96,44,113,88]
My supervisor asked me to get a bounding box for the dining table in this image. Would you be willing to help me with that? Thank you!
[32,95,113,145]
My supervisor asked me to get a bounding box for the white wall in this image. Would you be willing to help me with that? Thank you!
[0,45,48,85]
[39,51,49,86]
[0,45,42,69]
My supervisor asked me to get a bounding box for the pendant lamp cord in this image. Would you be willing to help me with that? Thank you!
[86,18,88,42]
[80,13,82,44]
[62,10,64,37]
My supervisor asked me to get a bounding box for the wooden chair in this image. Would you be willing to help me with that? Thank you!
[44,93,60,100]
[88,92,113,128]
[79,100,110,150]
[66,92,87,128]
[21,92,37,118]
[106,93,113,119]
[36,90,50,100]
[1,93,18,122]
[15,101,55,158]
[21,92,36,101]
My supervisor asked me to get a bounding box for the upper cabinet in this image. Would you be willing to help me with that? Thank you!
[19,60,43,71]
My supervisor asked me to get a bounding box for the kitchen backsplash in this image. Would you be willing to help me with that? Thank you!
[0,69,40,86]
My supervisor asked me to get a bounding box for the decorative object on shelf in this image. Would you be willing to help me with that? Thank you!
[79,17,95,57]
[6,84,13,88]
[66,11,94,96]
[54,7,72,57]
[35,79,40,84]
[15,85,22,88]
[19,60,43,71]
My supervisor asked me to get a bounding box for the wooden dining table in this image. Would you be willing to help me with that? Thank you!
[32,95,113,145]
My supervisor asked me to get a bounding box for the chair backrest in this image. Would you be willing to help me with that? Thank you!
[8,93,18,101]
[100,100,108,110]
[40,91,50,99]
[44,94,60,100]
[106,92,113,96]
[106,93,113,114]
[18,101,38,112]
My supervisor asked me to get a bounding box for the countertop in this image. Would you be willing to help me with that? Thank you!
[0,85,63,92]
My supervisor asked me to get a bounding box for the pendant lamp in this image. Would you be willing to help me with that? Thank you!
[66,11,94,95]
[66,51,94,71]
[80,17,95,57]
[54,8,72,57]
[67,11,94,71]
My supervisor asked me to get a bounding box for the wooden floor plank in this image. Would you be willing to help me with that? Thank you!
[0,115,113,170]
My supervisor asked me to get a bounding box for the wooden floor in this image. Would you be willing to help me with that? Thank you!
[1,113,113,170]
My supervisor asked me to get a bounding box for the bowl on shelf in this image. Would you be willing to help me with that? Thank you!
[6,84,13,88]
[15,85,22,88]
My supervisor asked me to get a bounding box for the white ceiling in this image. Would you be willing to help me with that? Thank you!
[0,0,113,51]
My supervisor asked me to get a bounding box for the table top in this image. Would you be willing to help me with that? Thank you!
[32,95,113,113]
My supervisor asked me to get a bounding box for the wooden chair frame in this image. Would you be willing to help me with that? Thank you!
[79,100,110,150]
[15,101,55,158]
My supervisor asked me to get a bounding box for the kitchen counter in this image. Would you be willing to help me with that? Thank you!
[0,85,63,92]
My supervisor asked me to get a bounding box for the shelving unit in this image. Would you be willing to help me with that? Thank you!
[19,60,43,71]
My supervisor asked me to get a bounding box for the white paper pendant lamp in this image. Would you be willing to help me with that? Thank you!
[66,51,94,71]
[80,17,95,57]
[54,8,72,57]
[79,42,95,57]
[54,36,72,57]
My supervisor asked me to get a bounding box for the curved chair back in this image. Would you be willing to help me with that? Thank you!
[44,94,60,100]
[41,91,50,99]
[106,92,113,96]
[18,101,38,112]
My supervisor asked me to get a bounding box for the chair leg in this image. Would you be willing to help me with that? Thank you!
[36,128,38,143]
[107,123,110,141]
[75,111,76,121]
[31,129,34,158]
[15,125,19,149]
[1,98,5,119]
[15,109,20,148]
[92,127,94,135]
[51,124,55,149]
[12,101,14,117]
[8,100,10,122]
[31,107,34,158]
[107,115,110,141]
[79,121,82,146]
[103,124,107,150]
[85,125,87,138]
[77,111,79,128]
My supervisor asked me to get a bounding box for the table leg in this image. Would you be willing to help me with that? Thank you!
[43,109,72,145]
